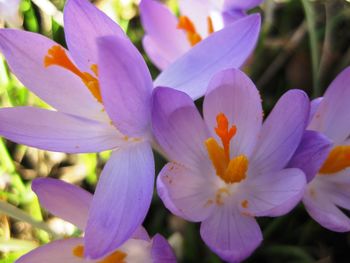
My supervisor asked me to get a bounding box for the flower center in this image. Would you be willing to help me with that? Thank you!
[44,45,102,103]
[319,145,350,174]
[177,15,214,46]
[72,245,127,263]
[205,113,248,184]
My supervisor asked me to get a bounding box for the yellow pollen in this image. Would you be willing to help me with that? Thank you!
[207,16,214,35]
[177,16,202,46]
[205,113,248,184]
[319,145,350,174]
[241,200,249,208]
[72,245,127,263]
[44,45,102,103]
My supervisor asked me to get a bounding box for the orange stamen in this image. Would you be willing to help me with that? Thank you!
[177,16,202,46]
[72,245,127,263]
[215,113,237,161]
[207,16,214,35]
[44,45,102,103]
[319,145,350,174]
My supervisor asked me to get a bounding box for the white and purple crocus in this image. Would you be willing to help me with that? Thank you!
[152,69,308,262]
[0,0,261,259]
[17,178,176,263]
[140,0,263,70]
[289,66,350,232]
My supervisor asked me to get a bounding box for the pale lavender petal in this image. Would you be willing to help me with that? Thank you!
[0,29,105,120]
[152,87,211,170]
[32,178,92,230]
[250,90,309,174]
[16,238,88,263]
[132,226,150,241]
[84,142,154,259]
[203,68,263,157]
[140,0,189,70]
[308,97,323,124]
[239,168,306,217]
[154,14,261,100]
[223,0,264,11]
[157,162,215,222]
[98,36,153,137]
[64,0,125,71]
[0,107,122,153]
[151,234,177,263]
[287,131,332,182]
[200,205,262,263]
[309,66,350,143]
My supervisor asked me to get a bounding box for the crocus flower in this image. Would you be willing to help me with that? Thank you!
[17,178,176,263]
[0,0,22,28]
[152,68,308,262]
[140,0,263,70]
[0,0,259,258]
[288,66,350,232]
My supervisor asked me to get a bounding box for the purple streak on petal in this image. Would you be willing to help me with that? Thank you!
[152,87,211,170]
[203,68,262,157]
[32,178,92,230]
[157,162,215,222]
[0,107,122,153]
[64,0,125,71]
[309,66,350,143]
[84,142,154,259]
[250,90,309,174]
[98,36,153,137]
[0,29,104,120]
[308,97,323,124]
[154,14,261,100]
[239,168,306,217]
[200,205,262,263]
[287,131,332,182]
[140,0,189,70]
[16,238,87,263]
[151,234,177,263]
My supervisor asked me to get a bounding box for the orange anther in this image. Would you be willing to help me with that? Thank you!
[177,16,202,46]
[207,16,214,35]
[319,145,350,174]
[215,113,237,161]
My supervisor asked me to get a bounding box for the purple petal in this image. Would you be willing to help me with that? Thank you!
[287,131,333,182]
[84,142,154,259]
[157,162,215,222]
[64,0,125,71]
[16,238,87,263]
[224,0,264,11]
[140,0,189,70]
[152,87,210,170]
[203,68,263,157]
[308,97,323,124]
[132,226,150,241]
[154,14,261,100]
[309,66,350,143]
[151,234,177,263]
[98,36,153,137]
[250,90,309,174]
[200,205,262,262]
[239,168,306,217]
[0,107,122,153]
[0,29,104,120]
[32,178,92,230]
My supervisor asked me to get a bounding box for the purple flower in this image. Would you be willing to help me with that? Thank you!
[16,178,176,263]
[288,66,350,232]
[140,0,262,74]
[152,68,308,262]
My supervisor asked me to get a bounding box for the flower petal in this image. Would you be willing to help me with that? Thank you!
[98,36,153,137]
[84,142,154,259]
[151,234,177,263]
[140,0,189,70]
[223,0,264,11]
[32,178,92,230]
[0,107,122,153]
[154,14,261,100]
[308,97,323,124]
[309,66,350,143]
[157,162,216,222]
[16,238,87,263]
[152,87,210,170]
[239,168,306,217]
[64,0,125,71]
[200,205,262,263]
[203,68,263,157]
[287,130,333,182]
[0,29,104,120]
[250,90,309,174]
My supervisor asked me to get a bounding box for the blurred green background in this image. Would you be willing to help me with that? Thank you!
[1,0,350,262]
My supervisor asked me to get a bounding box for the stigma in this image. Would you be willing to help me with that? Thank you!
[319,145,350,174]
[73,245,127,263]
[205,113,248,184]
[44,45,102,103]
